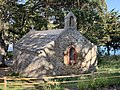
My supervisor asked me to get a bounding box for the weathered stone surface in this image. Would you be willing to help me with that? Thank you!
[13,12,97,78]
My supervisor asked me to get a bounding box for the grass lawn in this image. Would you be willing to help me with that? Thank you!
[78,55,120,90]
[0,55,120,90]
[50,55,120,90]
[98,55,120,71]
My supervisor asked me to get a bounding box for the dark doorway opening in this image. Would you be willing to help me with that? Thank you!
[69,47,76,65]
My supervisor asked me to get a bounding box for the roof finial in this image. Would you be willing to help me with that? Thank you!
[31,25,35,31]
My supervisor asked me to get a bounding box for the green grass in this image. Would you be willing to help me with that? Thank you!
[48,55,120,90]
[98,55,120,71]
[0,85,24,90]
[78,77,120,90]
[0,55,120,90]
[78,55,120,90]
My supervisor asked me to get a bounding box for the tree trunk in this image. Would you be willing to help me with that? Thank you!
[0,32,7,66]
[106,42,110,55]
[113,49,116,55]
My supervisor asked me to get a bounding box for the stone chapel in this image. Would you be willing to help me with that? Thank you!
[13,12,97,78]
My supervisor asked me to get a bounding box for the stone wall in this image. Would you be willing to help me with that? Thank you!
[54,28,97,74]
[14,40,65,78]
[13,28,97,78]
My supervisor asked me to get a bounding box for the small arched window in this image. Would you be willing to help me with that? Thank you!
[69,16,74,27]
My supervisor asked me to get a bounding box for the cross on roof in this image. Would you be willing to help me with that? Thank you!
[31,25,35,31]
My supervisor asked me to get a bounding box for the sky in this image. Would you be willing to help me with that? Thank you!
[106,0,120,13]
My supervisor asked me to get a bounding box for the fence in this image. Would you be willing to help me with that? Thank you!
[43,70,120,85]
[0,70,120,90]
[0,77,44,90]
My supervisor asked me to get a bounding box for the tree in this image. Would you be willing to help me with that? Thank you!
[0,0,119,65]
[15,0,119,56]
[0,0,12,66]
[0,0,107,64]
[103,10,120,55]
[0,0,49,65]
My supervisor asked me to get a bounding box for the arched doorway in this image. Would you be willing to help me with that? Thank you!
[64,46,77,65]
[69,47,77,65]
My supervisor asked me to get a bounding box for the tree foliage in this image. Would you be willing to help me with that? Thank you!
[0,0,120,65]
[103,10,120,55]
